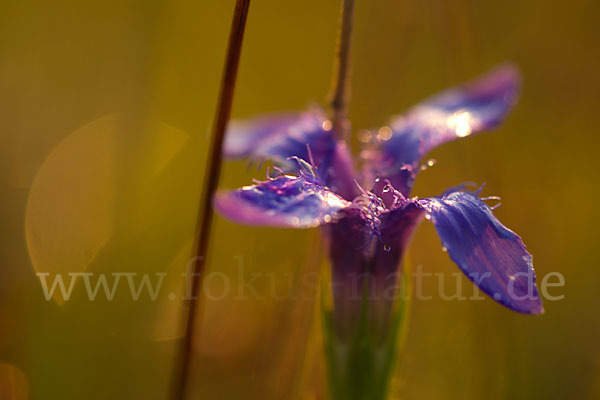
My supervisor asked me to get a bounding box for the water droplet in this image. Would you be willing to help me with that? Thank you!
[382,185,391,193]
[323,215,332,223]
[377,126,393,141]
[493,293,502,300]
[375,177,380,183]
[425,213,431,220]
[383,244,391,252]
[441,246,447,252]
[426,159,436,167]
[446,111,473,137]
[322,120,332,131]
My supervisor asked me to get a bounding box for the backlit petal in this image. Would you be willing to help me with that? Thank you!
[419,190,543,314]
[365,65,520,194]
[214,174,350,229]
[223,107,336,172]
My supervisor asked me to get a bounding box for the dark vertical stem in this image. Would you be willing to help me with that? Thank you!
[328,0,356,142]
[172,1,250,399]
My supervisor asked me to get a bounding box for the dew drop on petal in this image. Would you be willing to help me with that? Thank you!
[383,244,391,252]
[425,213,431,220]
[323,215,332,223]
[382,185,391,193]
[446,110,473,137]
[441,246,447,252]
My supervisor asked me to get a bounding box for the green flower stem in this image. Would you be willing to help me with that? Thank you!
[323,263,411,400]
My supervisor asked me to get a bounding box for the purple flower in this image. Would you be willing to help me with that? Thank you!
[215,65,543,326]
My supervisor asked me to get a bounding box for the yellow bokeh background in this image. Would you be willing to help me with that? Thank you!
[1,0,599,399]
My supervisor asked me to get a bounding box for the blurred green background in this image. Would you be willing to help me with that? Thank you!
[1,0,599,399]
